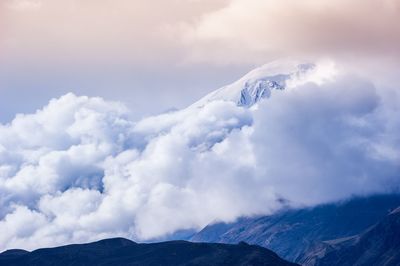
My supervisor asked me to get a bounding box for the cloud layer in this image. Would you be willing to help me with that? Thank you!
[0,60,399,251]
[3,0,399,64]
[181,0,400,64]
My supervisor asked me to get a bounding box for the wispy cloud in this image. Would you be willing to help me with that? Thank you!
[6,0,42,10]
[181,0,400,64]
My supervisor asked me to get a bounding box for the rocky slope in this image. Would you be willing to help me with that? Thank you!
[301,206,400,266]
[190,194,400,263]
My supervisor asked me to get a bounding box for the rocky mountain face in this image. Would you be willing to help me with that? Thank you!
[190,194,400,264]
[301,206,400,266]
[0,238,298,266]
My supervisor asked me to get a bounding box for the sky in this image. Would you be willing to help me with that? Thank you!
[1,0,399,121]
[0,0,399,251]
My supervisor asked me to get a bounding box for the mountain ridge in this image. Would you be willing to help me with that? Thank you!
[0,238,298,266]
[191,59,316,108]
[190,194,400,263]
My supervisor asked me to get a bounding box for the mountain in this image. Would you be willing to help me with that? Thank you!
[190,194,400,263]
[302,206,400,266]
[191,60,315,108]
[0,238,298,266]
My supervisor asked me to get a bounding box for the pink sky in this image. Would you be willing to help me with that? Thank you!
[2,0,399,64]
[0,0,399,120]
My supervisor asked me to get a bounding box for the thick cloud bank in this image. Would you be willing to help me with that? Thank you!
[0,61,399,251]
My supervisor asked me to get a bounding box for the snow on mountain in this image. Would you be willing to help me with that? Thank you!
[135,59,321,150]
[191,59,316,108]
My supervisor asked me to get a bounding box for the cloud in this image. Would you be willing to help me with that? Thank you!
[3,0,399,66]
[6,0,42,10]
[0,60,399,251]
[251,70,400,204]
[181,0,400,64]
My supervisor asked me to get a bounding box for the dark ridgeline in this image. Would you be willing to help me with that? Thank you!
[0,239,298,266]
[2,194,400,266]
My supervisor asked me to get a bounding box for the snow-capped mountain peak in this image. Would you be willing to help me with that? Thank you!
[192,60,315,108]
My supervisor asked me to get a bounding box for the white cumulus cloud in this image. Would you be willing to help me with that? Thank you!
[0,60,399,251]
